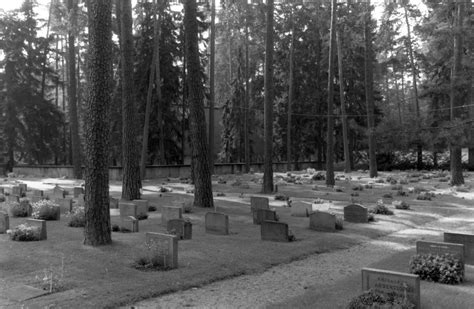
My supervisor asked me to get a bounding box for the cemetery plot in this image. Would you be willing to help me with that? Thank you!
[73,187,84,197]
[132,199,149,219]
[167,219,192,240]
[56,198,73,214]
[145,232,178,269]
[444,232,474,265]
[309,211,336,232]
[361,268,420,309]
[11,186,22,197]
[261,221,293,242]
[250,196,269,212]
[416,240,465,266]
[119,202,137,218]
[205,212,229,235]
[290,201,312,217]
[25,219,47,240]
[121,216,139,232]
[52,186,66,199]
[161,206,183,225]
[253,209,278,225]
[344,204,368,223]
[0,211,9,233]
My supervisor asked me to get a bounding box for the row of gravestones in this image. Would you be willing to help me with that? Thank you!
[355,233,474,308]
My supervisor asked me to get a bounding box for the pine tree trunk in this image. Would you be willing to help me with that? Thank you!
[119,0,141,199]
[184,0,214,208]
[364,1,377,178]
[83,0,112,246]
[209,0,216,174]
[262,0,274,194]
[67,0,82,179]
[244,2,250,173]
[287,7,295,173]
[325,0,337,186]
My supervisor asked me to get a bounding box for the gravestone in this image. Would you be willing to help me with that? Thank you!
[444,232,474,265]
[309,211,336,232]
[416,240,465,267]
[132,199,149,218]
[161,206,182,225]
[0,187,4,194]
[119,201,137,218]
[0,211,9,233]
[167,219,192,240]
[121,216,139,232]
[253,209,278,225]
[11,186,22,196]
[32,190,44,197]
[290,201,312,217]
[7,195,20,203]
[145,232,178,269]
[18,183,27,193]
[73,187,84,198]
[56,198,73,214]
[250,196,269,212]
[109,197,118,209]
[76,194,85,207]
[52,185,66,199]
[361,268,420,309]
[205,212,229,235]
[344,204,368,223]
[261,221,291,242]
[26,219,47,240]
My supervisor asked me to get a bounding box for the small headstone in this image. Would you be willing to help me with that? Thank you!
[309,211,336,232]
[32,190,44,197]
[416,240,465,267]
[26,219,47,240]
[119,201,137,218]
[444,232,474,265]
[205,212,229,235]
[6,195,20,203]
[11,186,22,196]
[132,199,148,218]
[145,232,178,269]
[18,183,27,193]
[167,219,192,240]
[0,187,4,194]
[52,185,66,199]
[161,206,182,225]
[73,187,84,198]
[0,211,9,233]
[56,198,73,214]
[253,209,278,225]
[261,221,291,242]
[344,204,368,223]
[290,201,312,217]
[77,194,85,207]
[250,196,269,212]
[121,216,139,232]
[109,197,118,209]
[361,268,420,309]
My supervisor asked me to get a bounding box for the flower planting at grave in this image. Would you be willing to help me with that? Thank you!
[66,206,85,227]
[8,200,31,217]
[8,223,41,241]
[132,239,172,271]
[32,200,60,220]
[369,200,394,215]
[347,289,415,309]
[409,253,463,284]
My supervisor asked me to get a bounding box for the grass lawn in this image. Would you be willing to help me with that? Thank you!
[1,171,473,308]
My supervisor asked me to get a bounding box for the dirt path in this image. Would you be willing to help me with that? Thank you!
[127,212,474,309]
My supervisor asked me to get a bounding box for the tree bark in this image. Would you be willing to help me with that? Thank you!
[119,0,141,199]
[287,7,295,173]
[184,0,214,208]
[244,1,250,173]
[326,0,337,186]
[209,0,216,174]
[364,0,377,178]
[83,0,112,246]
[262,0,274,194]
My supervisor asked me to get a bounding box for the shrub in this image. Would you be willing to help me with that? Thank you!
[383,193,393,199]
[393,200,410,210]
[391,184,403,191]
[399,178,409,185]
[148,205,157,212]
[132,242,173,271]
[352,184,364,191]
[368,213,375,222]
[111,224,120,232]
[67,206,85,227]
[350,192,359,197]
[8,224,41,241]
[364,184,372,189]
[137,213,148,220]
[369,201,394,215]
[8,200,31,217]
[375,178,385,183]
[32,200,60,220]
[397,190,408,197]
[215,192,225,197]
[409,253,463,284]
[0,194,5,202]
[274,193,289,201]
[347,289,415,309]
[312,173,325,181]
[416,192,433,201]
[335,217,343,230]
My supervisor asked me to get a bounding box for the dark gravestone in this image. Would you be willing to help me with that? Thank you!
[73,187,84,198]
[121,216,139,232]
[0,211,9,234]
[119,202,137,218]
[161,206,182,225]
[416,240,465,267]
[253,209,278,225]
[132,199,148,218]
[362,268,420,309]
[18,183,27,193]
[52,185,66,199]
[7,195,20,203]
[444,232,474,265]
[26,219,47,240]
[309,211,336,232]
[32,190,44,197]
[145,232,178,269]
[76,194,85,207]
[290,201,312,217]
[205,212,229,235]
[109,197,118,209]
[56,198,73,214]
[0,187,4,194]
[11,186,22,196]
[167,219,192,240]
[344,204,368,223]
[250,196,269,212]
[261,221,291,242]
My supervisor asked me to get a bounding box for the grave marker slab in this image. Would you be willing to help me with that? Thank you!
[109,197,118,209]
[161,206,182,225]
[0,211,9,233]
[52,186,66,199]
[344,204,368,223]
[26,219,47,240]
[167,219,192,240]
[76,194,85,207]
[0,187,4,194]
[32,190,44,197]
[261,221,290,242]
[11,186,22,196]
[56,198,73,214]
[18,183,27,193]
[253,209,278,225]
[73,187,84,198]
[416,240,465,266]
[250,196,269,212]
[145,232,178,269]
[132,199,149,218]
[290,201,312,217]
[444,232,474,265]
[6,195,19,203]
[309,211,336,232]
[205,212,229,235]
[121,216,139,232]
[119,202,137,218]
[362,268,420,309]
